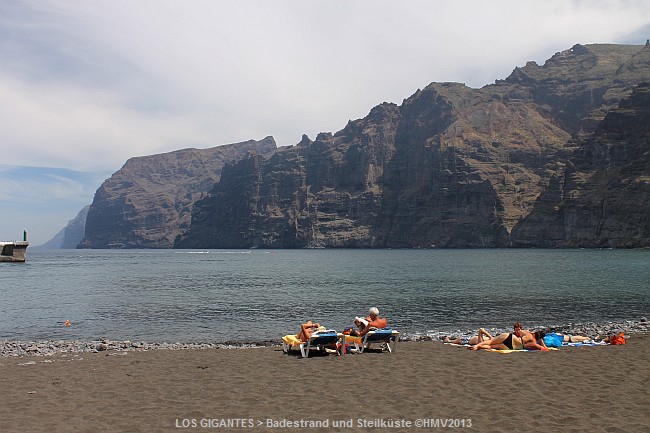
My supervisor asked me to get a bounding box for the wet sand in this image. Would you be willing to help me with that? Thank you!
[1,336,648,432]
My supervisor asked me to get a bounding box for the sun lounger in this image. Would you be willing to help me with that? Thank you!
[347,328,400,353]
[282,330,345,358]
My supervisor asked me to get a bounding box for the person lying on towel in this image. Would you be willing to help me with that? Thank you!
[444,328,493,345]
[470,322,525,351]
[543,332,591,347]
[352,307,388,337]
[471,323,549,351]
[602,332,626,345]
[513,323,550,351]
[521,329,551,351]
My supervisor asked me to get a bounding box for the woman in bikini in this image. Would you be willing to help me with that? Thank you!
[469,322,525,351]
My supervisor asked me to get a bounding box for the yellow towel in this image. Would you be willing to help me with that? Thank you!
[282,334,302,346]
[488,348,559,354]
[343,335,362,344]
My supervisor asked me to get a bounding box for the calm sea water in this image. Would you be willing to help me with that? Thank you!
[1,249,648,343]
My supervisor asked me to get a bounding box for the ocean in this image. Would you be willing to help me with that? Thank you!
[1,249,648,343]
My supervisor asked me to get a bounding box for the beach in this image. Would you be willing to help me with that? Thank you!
[1,335,648,433]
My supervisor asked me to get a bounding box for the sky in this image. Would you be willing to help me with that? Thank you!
[1,0,649,246]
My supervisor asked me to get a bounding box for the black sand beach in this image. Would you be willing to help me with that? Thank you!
[1,335,648,433]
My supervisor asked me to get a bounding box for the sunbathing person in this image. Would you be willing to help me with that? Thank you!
[546,332,591,343]
[521,329,550,351]
[353,307,388,337]
[470,322,524,351]
[444,328,493,345]
[297,321,326,342]
[599,332,626,345]
[543,332,591,347]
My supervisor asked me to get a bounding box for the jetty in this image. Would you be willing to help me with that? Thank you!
[1,231,29,262]
[0,241,29,262]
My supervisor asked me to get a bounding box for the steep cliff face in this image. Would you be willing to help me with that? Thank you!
[78,44,648,249]
[373,82,571,247]
[176,44,649,249]
[79,138,276,248]
[177,82,573,248]
[62,205,90,249]
[176,104,401,248]
[511,83,650,248]
[37,205,89,249]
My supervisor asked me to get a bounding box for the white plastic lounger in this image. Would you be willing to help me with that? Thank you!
[282,331,345,358]
[349,328,400,353]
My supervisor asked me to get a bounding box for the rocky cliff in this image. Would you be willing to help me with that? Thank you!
[176,44,649,248]
[79,43,649,249]
[503,43,649,136]
[79,138,277,248]
[510,82,650,247]
[38,205,90,249]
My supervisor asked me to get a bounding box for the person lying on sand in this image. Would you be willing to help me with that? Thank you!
[469,331,523,350]
[599,332,627,345]
[520,329,550,351]
[470,323,526,351]
[444,328,493,345]
[543,332,591,347]
[470,324,551,351]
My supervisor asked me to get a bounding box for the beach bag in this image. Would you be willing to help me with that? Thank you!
[337,342,352,354]
[609,332,626,345]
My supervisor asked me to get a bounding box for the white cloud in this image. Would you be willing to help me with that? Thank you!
[0,72,226,171]
[1,0,649,244]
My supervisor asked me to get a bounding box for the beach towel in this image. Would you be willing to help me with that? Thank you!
[443,343,557,353]
[344,335,362,345]
[488,349,531,354]
[282,334,302,346]
[488,348,559,354]
[282,331,337,346]
[563,340,608,347]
